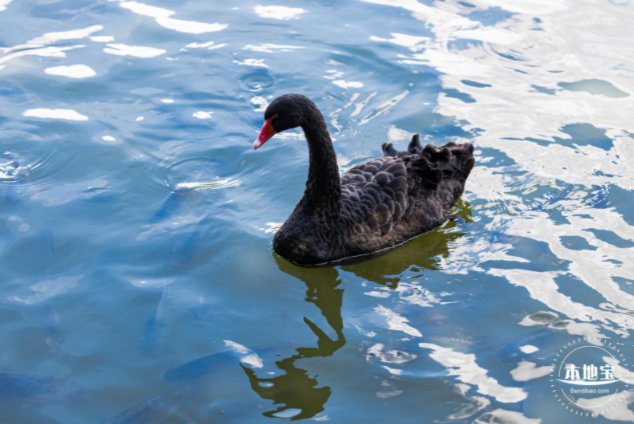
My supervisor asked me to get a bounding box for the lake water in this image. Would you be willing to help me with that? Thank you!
[1,0,633,423]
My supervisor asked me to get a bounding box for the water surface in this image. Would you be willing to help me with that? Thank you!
[1,0,633,422]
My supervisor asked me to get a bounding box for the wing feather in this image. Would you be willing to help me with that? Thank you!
[341,157,410,234]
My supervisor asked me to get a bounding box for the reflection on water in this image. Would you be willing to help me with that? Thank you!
[245,226,465,420]
[344,200,471,284]
[243,258,344,420]
[1,0,633,422]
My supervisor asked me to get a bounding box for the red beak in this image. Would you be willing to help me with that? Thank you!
[253,118,276,150]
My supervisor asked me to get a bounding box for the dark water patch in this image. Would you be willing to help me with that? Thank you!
[476,147,517,167]
[465,6,514,26]
[531,84,556,95]
[587,229,634,248]
[448,38,483,51]
[461,79,491,88]
[558,79,628,98]
[492,47,527,62]
[444,88,476,103]
[557,123,613,151]
[593,169,618,179]
[458,1,476,8]
[394,111,474,139]
[606,185,634,225]
[559,235,596,251]
[612,277,634,296]
[554,274,610,311]
[0,373,55,400]
[483,236,569,272]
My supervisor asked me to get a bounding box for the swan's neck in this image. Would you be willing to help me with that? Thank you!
[300,112,341,216]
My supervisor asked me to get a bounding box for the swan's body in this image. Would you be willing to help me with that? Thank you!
[254,94,474,266]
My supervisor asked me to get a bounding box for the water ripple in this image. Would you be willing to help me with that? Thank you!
[253,5,306,20]
[119,1,228,34]
[419,342,528,403]
[1,1,633,422]
[103,43,166,58]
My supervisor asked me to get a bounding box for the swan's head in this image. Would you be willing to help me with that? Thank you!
[253,94,312,150]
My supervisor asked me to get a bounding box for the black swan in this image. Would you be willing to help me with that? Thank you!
[253,94,475,266]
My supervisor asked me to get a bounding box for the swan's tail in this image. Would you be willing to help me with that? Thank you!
[382,135,475,191]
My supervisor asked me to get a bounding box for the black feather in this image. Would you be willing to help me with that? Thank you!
[408,134,422,153]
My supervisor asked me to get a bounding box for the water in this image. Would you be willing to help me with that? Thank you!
[1,0,633,422]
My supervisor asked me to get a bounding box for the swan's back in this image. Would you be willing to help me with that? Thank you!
[338,135,475,257]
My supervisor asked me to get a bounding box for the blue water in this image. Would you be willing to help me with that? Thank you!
[1,1,633,422]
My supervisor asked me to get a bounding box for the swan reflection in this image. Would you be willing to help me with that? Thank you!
[244,217,467,419]
[242,259,344,420]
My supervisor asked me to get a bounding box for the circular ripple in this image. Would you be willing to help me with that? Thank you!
[238,70,274,93]
[0,154,26,183]
[0,148,63,188]
[161,156,239,191]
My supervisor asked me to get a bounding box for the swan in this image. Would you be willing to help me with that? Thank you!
[253,94,474,266]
